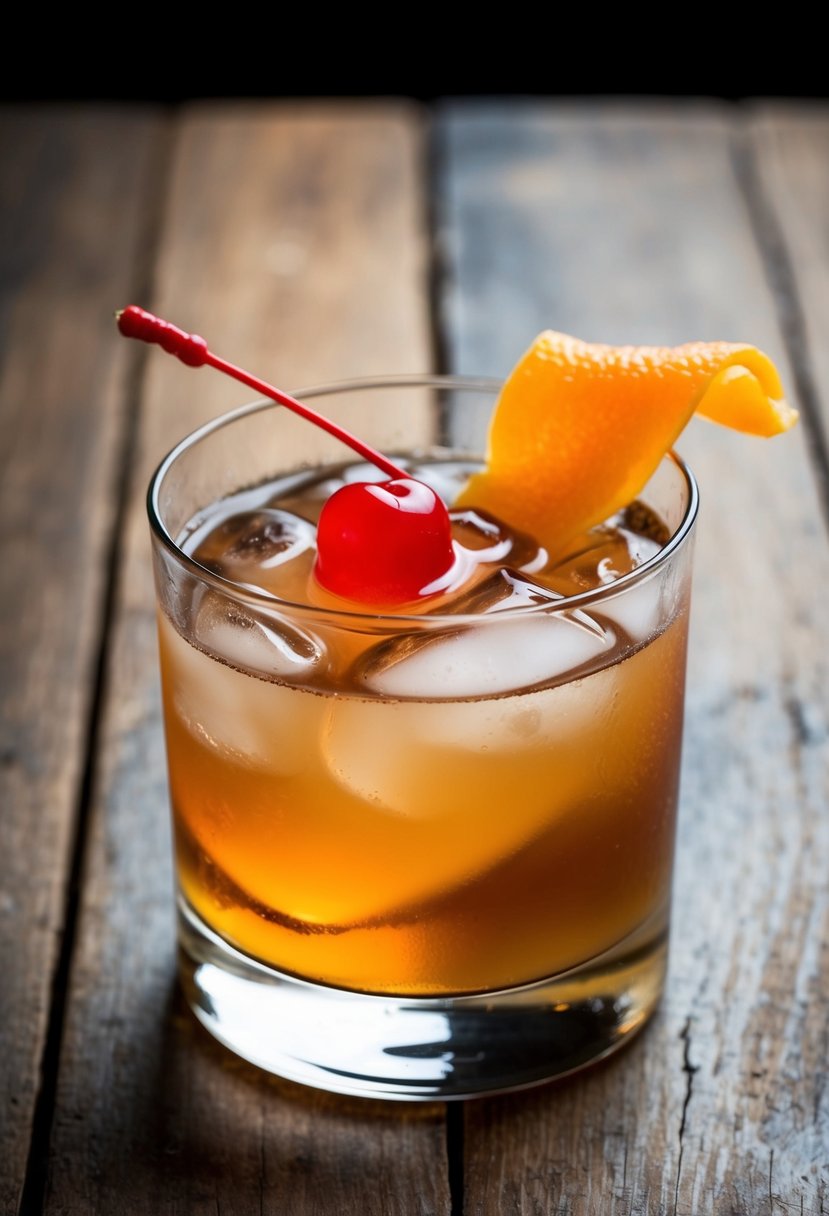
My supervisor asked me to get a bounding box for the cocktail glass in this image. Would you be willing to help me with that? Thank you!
[148,376,698,1099]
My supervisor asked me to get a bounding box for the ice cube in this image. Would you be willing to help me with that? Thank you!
[408,458,470,506]
[195,597,321,680]
[320,656,620,914]
[451,507,543,567]
[359,610,613,700]
[325,668,602,792]
[438,569,565,617]
[622,530,663,568]
[192,509,315,573]
[545,524,662,594]
[158,608,323,772]
[597,571,662,643]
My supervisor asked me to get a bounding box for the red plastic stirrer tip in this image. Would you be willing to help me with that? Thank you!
[117,304,208,366]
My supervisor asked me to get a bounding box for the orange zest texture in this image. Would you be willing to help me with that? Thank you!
[457,331,797,552]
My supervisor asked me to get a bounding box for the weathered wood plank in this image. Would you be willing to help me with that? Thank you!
[44,102,450,1215]
[0,107,164,1215]
[748,105,829,495]
[437,102,829,1215]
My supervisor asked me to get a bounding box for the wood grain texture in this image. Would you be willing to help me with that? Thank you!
[43,102,450,1215]
[748,105,829,490]
[437,102,829,1215]
[0,107,163,1215]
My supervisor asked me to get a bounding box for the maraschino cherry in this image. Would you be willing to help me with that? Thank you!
[316,477,455,604]
[117,306,455,605]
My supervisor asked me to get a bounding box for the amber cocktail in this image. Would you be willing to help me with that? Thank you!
[149,377,697,1098]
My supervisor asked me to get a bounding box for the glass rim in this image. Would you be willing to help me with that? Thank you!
[147,374,700,626]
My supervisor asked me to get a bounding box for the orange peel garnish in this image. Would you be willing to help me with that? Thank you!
[456,331,797,552]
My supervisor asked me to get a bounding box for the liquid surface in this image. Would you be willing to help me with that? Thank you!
[184,457,668,616]
[158,456,689,995]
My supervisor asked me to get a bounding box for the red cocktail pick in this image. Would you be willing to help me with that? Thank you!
[117,305,407,478]
[118,305,455,604]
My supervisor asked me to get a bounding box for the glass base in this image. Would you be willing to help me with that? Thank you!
[177,898,668,1100]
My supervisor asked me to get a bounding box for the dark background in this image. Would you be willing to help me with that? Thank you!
[5,20,825,104]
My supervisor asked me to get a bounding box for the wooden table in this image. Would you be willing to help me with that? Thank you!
[2,100,828,1215]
